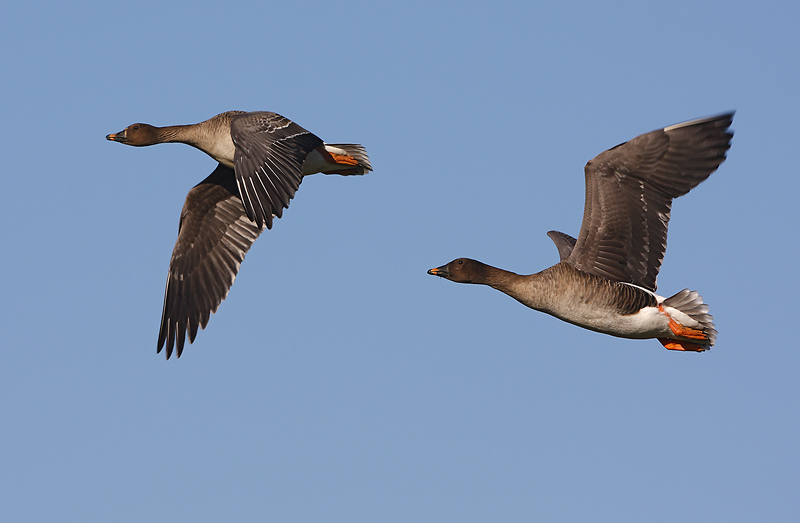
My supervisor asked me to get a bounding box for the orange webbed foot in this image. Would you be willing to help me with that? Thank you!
[328,152,359,166]
[658,338,707,352]
[658,304,708,340]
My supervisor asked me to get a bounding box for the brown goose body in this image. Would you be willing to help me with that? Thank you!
[429,113,734,351]
[107,111,372,358]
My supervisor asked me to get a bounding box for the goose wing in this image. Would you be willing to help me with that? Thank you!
[231,111,323,229]
[567,113,733,291]
[547,230,577,261]
[157,164,265,358]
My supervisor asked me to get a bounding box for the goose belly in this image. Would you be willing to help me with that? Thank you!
[545,300,671,339]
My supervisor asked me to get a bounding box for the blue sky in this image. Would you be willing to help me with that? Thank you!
[2,1,798,521]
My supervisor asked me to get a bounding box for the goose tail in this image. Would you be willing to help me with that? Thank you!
[657,289,717,352]
[321,143,372,175]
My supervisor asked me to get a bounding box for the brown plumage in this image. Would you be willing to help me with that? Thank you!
[107,111,372,358]
[429,113,733,351]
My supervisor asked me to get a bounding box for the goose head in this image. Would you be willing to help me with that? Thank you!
[106,123,161,146]
[428,258,493,284]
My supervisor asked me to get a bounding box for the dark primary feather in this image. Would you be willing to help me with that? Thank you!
[547,230,577,261]
[567,113,734,291]
[231,112,323,229]
[157,164,264,358]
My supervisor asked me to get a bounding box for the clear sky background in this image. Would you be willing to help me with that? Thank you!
[2,1,798,521]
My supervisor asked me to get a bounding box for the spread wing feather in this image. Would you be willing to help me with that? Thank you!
[566,113,733,291]
[157,165,265,358]
[231,111,323,229]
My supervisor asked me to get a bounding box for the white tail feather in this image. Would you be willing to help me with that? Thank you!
[663,289,717,347]
[324,143,372,175]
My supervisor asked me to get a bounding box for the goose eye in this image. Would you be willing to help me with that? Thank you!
[132,125,139,130]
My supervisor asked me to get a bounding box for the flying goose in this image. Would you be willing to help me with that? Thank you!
[107,111,372,358]
[428,113,734,352]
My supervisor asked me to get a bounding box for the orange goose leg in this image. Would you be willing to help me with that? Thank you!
[658,304,709,352]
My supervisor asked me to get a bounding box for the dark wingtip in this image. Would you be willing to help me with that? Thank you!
[157,325,177,360]
[241,200,269,230]
[547,230,578,261]
[158,342,174,360]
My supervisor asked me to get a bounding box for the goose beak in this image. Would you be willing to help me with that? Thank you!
[106,130,127,143]
[427,265,448,277]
